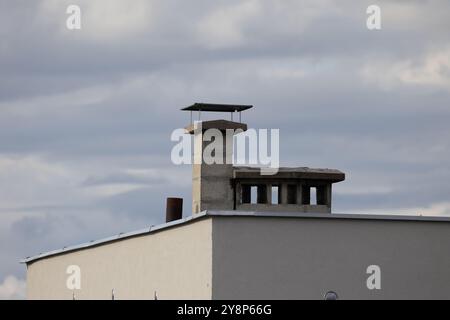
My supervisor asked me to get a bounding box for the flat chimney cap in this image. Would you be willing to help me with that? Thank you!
[182,103,253,112]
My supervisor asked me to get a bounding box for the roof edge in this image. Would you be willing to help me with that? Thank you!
[21,210,450,264]
[20,211,210,264]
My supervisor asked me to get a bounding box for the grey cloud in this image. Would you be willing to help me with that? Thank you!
[1,0,450,297]
[82,172,166,187]
[95,185,191,221]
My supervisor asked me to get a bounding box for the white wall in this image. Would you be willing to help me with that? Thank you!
[27,218,213,300]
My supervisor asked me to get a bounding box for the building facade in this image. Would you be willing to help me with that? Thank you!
[23,103,450,299]
[25,212,450,300]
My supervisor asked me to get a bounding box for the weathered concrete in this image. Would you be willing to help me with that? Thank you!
[186,120,344,214]
[234,179,334,213]
[185,119,247,134]
[188,120,246,213]
[236,203,330,213]
[233,166,345,182]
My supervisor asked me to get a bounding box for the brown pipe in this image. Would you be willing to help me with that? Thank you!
[166,198,183,222]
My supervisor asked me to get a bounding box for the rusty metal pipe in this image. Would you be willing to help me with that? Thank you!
[166,198,183,223]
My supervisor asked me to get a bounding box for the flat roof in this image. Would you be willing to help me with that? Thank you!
[182,103,253,112]
[233,166,345,182]
[21,210,450,264]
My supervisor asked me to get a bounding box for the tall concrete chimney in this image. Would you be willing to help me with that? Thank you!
[182,103,252,214]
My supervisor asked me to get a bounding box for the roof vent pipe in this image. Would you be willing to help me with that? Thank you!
[166,198,183,223]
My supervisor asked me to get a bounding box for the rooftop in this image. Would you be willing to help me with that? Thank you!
[21,210,450,264]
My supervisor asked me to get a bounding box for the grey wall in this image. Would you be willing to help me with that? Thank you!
[212,216,450,300]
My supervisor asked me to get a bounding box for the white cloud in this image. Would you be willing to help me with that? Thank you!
[39,0,154,40]
[195,0,339,49]
[0,276,26,300]
[382,1,421,29]
[83,183,146,198]
[361,47,450,91]
[196,0,262,49]
[80,0,154,40]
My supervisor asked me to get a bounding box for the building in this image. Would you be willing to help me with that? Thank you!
[22,103,450,300]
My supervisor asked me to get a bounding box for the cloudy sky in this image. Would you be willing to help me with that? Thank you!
[0,0,449,299]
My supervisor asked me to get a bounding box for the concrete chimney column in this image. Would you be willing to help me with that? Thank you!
[186,120,247,214]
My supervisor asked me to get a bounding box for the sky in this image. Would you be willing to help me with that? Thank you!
[0,0,449,299]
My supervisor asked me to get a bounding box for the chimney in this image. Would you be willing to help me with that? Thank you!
[166,197,183,222]
[181,103,253,214]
